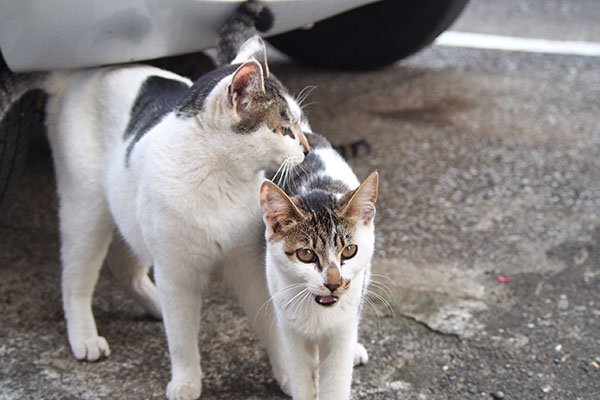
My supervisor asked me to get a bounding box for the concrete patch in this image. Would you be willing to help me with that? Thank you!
[372,259,492,337]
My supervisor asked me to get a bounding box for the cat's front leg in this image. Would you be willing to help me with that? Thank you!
[155,264,204,400]
[354,342,369,366]
[318,328,357,400]
[280,329,319,400]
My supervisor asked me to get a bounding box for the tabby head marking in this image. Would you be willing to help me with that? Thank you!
[260,172,378,307]
[180,36,309,170]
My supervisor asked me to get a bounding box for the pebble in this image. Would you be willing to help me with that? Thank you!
[388,380,412,391]
[490,391,505,399]
[554,344,562,353]
[558,295,569,310]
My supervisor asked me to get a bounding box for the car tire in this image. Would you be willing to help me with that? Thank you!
[268,0,469,70]
[0,51,44,210]
[0,89,42,209]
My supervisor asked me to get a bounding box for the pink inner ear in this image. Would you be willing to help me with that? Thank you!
[233,65,257,89]
[261,183,303,233]
[230,62,262,110]
[343,172,378,224]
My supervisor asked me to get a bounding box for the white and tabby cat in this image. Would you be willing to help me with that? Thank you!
[261,133,378,400]
[44,34,309,399]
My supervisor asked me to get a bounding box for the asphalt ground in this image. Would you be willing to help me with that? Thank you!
[1,1,599,399]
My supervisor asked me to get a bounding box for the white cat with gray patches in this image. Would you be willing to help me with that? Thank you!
[261,132,378,400]
[44,35,308,400]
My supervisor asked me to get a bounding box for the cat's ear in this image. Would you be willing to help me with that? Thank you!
[260,181,305,235]
[231,35,270,77]
[340,171,379,225]
[228,60,265,113]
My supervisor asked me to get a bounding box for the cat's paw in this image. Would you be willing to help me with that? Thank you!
[270,357,291,396]
[71,336,110,361]
[166,379,201,400]
[274,373,291,397]
[354,343,369,366]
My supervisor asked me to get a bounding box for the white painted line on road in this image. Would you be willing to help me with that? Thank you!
[436,31,600,57]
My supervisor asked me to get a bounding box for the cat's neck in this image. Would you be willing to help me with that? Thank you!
[145,114,266,186]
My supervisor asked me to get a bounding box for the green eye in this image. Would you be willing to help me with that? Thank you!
[341,244,357,260]
[296,248,317,263]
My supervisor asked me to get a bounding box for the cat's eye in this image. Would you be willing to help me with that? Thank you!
[341,244,358,260]
[296,248,317,263]
[277,126,292,138]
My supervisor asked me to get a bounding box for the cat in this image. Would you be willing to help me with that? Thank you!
[1,1,373,398]
[218,3,375,398]
[42,31,311,400]
[261,131,378,400]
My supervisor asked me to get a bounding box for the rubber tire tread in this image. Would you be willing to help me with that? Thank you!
[268,0,469,70]
[0,90,38,209]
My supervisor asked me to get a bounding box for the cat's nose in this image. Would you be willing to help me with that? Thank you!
[297,130,310,154]
[324,282,340,292]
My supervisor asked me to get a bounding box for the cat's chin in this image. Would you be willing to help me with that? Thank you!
[315,294,339,307]
[270,154,305,170]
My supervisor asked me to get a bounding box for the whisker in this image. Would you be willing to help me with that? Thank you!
[284,161,293,190]
[270,160,286,184]
[270,286,307,335]
[365,289,396,318]
[254,283,304,326]
[290,289,312,322]
[276,288,308,322]
[299,101,318,111]
[295,85,317,107]
[361,293,382,329]
[370,273,397,286]
[276,159,288,187]
[368,280,395,301]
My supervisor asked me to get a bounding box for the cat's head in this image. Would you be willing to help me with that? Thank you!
[260,172,379,307]
[178,36,309,170]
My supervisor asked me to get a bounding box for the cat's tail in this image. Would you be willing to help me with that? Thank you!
[217,0,274,65]
[333,139,372,159]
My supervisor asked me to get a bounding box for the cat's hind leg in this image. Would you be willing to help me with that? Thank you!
[106,233,161,319]
[223,250,290,396]
[58,186,114,361]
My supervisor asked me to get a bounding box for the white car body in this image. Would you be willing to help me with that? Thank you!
[0,0,378,72]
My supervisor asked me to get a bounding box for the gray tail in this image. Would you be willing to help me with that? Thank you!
[333,139,372,159]
[217,0,274,65]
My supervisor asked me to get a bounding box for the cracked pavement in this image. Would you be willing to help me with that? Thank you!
[1,1,599,399]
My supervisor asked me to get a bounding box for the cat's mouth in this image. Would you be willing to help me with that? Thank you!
[315,295,338,307]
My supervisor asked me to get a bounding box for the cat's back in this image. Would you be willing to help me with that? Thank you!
[282,133,360,198]
[46,65,192,145]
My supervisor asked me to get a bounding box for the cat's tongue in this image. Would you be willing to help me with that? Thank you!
[315,294,338,307]
[320,295,336,303]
